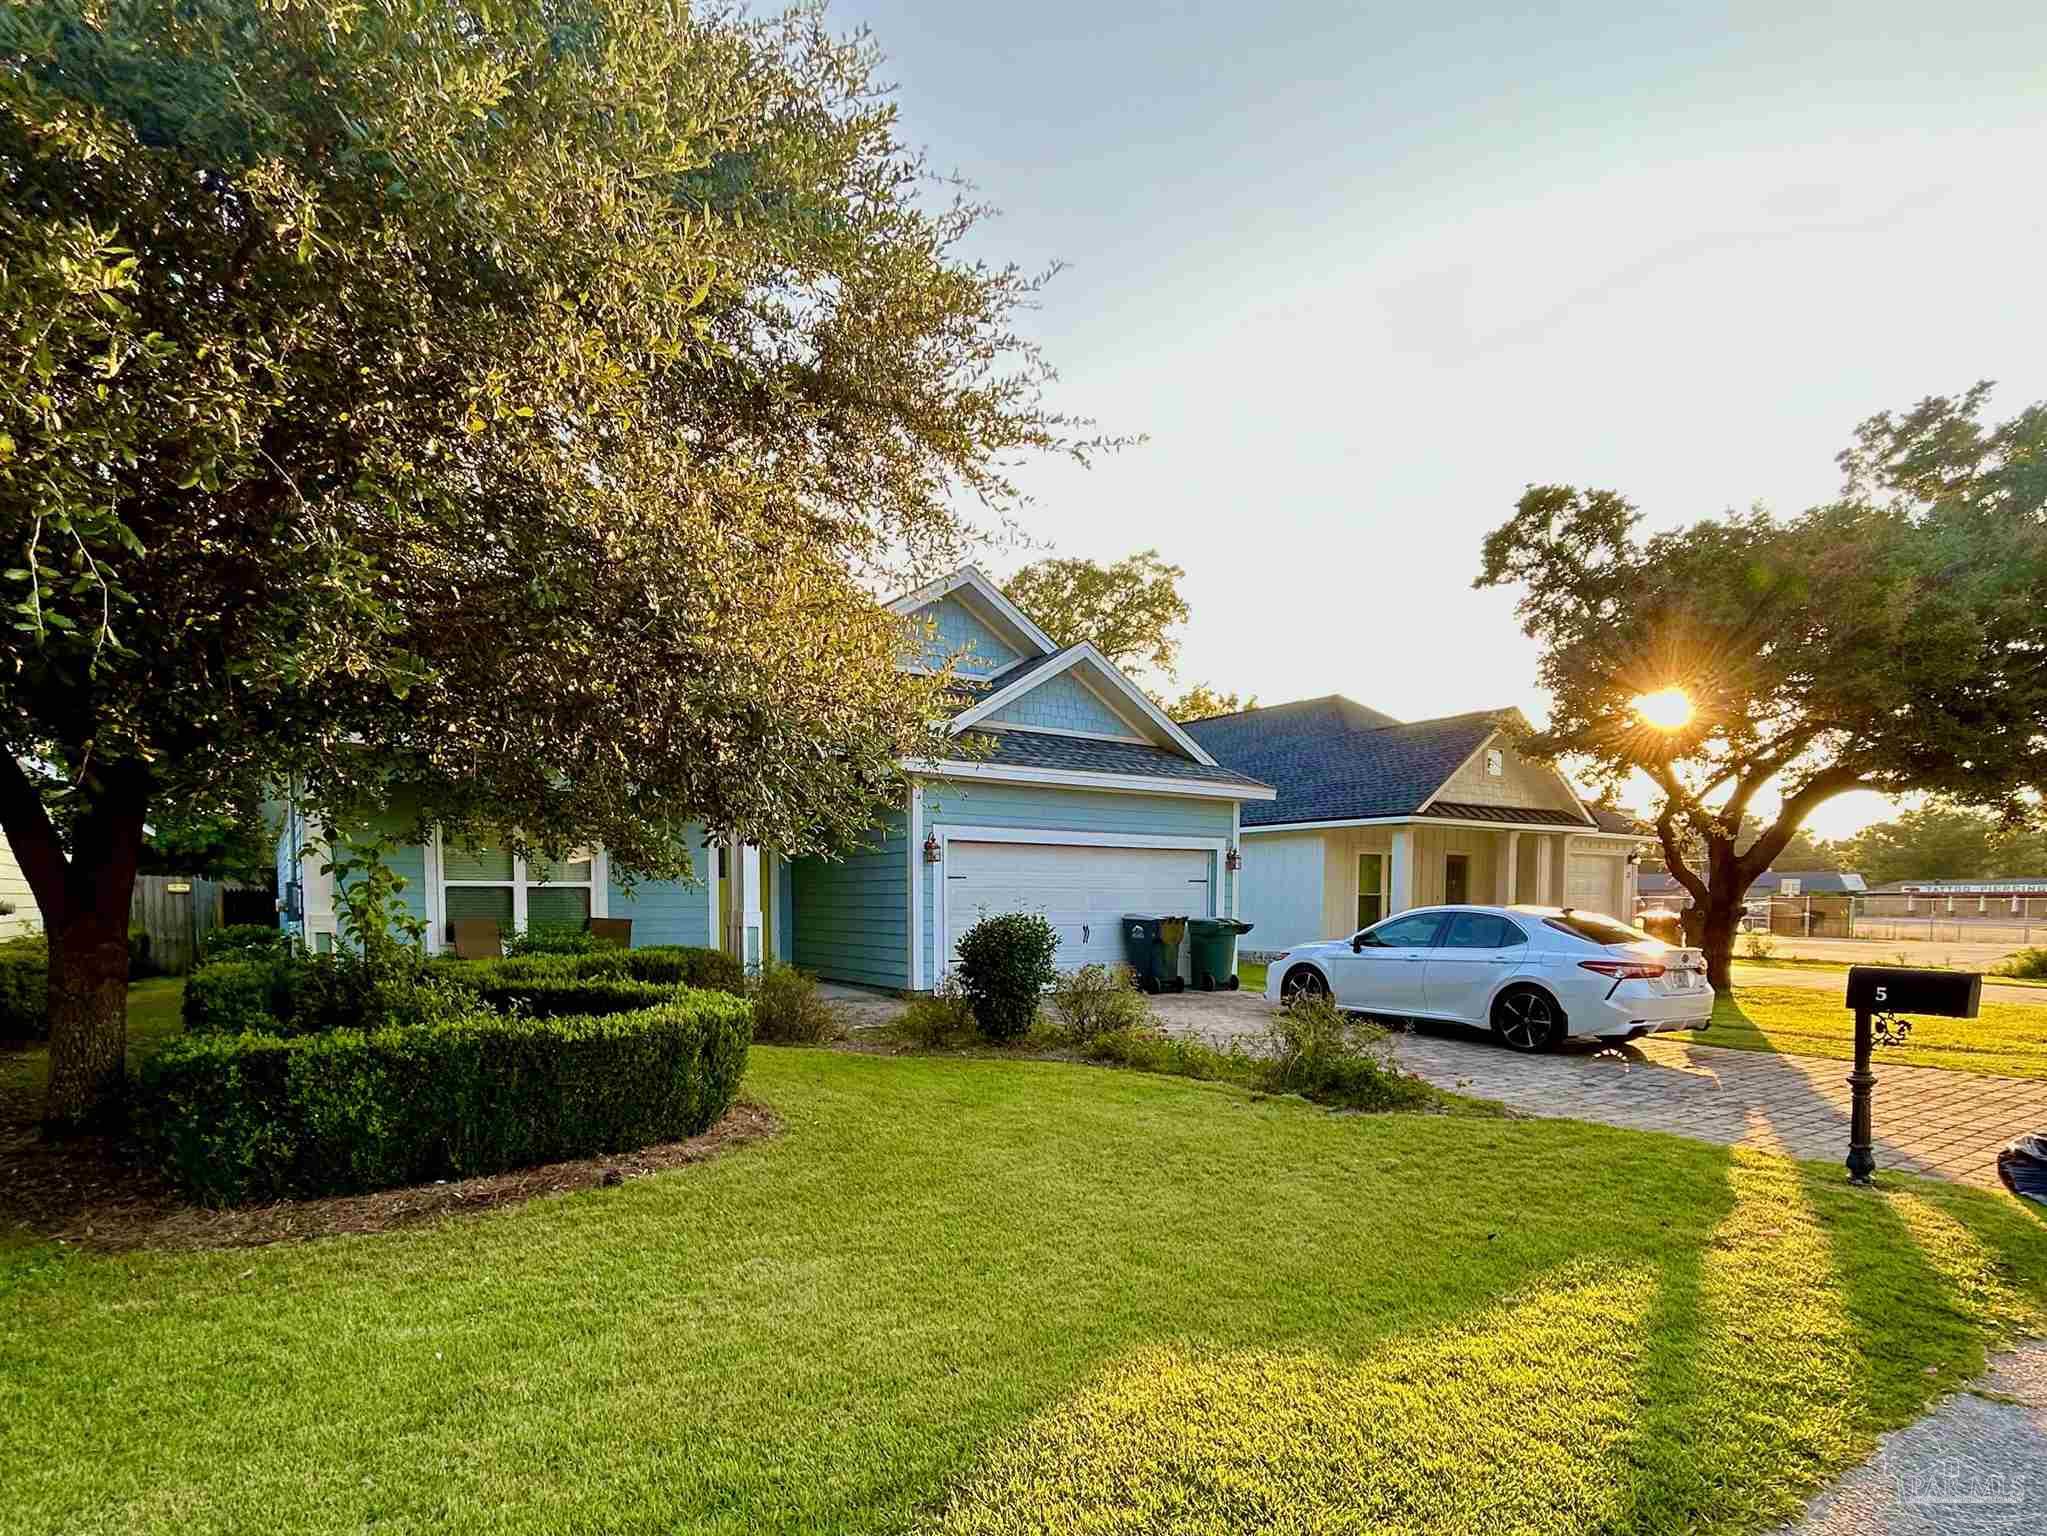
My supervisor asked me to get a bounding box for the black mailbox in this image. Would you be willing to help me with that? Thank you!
[1845,966,1981,1019]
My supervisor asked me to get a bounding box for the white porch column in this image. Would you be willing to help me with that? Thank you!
[739,841,763,969]
[1533,835,1555,907]
[1388,826,1415,915]
[1498,831,1520,905]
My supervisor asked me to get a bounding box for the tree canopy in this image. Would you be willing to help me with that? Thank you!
[0,0,1094,1124]
[1003,549,1189,675]
[1166,683,1255,723]
[1476,385,2047,983]
[1840,804,2047,886]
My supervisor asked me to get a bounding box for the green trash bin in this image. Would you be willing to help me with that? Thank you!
[1187,917,1254,991]
[1120,914,1189,994]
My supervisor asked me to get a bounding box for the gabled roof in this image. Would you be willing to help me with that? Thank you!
[888,566,1058,662]
[1581,801,1649,836]
[949,642,1219,766]
[1184,697,1593,829]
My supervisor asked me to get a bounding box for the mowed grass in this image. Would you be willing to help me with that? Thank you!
[5,1044,2047,1534]
[0,977,185,1121]
[1707,986,2047,1079]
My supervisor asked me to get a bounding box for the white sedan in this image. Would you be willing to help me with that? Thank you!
[1265,905,1714,1051]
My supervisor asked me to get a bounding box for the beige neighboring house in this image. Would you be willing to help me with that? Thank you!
[1,829,44,938]
[1184,697,1647,953]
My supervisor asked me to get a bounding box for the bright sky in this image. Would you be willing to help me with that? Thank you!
[846,1,2047,840]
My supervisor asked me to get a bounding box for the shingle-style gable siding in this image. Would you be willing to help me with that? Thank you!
[1433,740,1576,813]
[985,670,1135,736]
[791,813,908,989]
[907,594,1022,676]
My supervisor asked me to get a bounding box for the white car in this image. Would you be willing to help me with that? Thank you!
[1264,905,1714,1051]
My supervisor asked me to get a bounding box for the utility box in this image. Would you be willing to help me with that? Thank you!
[1845,966,1981,1018]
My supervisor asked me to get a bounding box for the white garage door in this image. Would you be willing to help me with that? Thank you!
[944,841,1213,972]
[1565,853,1623,917]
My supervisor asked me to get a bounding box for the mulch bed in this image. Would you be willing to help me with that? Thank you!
[0,1097,779,1255]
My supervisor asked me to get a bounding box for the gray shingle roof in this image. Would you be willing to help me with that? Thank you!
[1185,698,1577,828]
[1581,801,1648,835]
[943,729,1272,790]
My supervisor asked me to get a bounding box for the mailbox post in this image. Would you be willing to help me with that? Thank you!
[1842,967,1982,1184]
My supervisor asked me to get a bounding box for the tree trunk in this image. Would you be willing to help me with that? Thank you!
[42,903,136,1133]
[1688,885,1744,994]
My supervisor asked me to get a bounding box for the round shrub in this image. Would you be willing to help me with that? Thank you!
[201,923,288,965]
[1048,963,1151,1045]
[182,958,290,1036]
[138,990,753,1204]
[747,960,840,1044]
[953,911,1059,1042]
[0,934,50,1040]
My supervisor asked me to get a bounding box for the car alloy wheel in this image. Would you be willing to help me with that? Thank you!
[1493,987,1560,1052]
[1281,966,1328,1001]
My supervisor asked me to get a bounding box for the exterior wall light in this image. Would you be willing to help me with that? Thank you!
[1225,846,1242,872]
[923,832,941,864]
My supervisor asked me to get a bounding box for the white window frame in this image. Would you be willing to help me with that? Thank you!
[429,829,608,953]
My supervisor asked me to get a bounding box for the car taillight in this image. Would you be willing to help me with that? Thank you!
[1579,960,1666,980]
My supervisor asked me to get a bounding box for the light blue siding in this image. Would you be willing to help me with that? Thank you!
[605,823,712,946]
[985,671,1134,736]
[791,812,909,989]
[1235,832,1329,953]
[906,594,1022,676]
[916,781,1237,989]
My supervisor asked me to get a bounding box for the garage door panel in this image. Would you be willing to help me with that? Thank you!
[944,841,1212,972]
[1565,853,1623,917]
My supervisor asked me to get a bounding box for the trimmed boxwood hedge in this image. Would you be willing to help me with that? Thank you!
[139,993,752,1204]
[455,974,684,1019]
[434,944,746,996]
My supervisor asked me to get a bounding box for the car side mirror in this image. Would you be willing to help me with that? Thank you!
[1351,935,1365,952]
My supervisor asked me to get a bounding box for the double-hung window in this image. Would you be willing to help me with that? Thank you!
[438,832,596,942]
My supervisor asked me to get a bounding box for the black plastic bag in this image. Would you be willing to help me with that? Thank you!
[1996,1134,2047,1206]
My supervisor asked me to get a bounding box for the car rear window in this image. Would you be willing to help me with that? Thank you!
[1544,912,1649,946]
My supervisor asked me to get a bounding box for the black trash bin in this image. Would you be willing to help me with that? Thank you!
[1120,914,1188,994]
[1187,917,1254,991]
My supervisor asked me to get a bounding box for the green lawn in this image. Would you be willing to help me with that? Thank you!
[1706,986,2047,1079]
[0,977,185,1120]
[1237,959,1267,993]
[6,1039,2046,1534]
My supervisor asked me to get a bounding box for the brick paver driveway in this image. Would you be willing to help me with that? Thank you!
[1152,990,2046,1189]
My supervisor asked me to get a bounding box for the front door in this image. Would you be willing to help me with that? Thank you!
[1326,909,1445,1013]
[1445,853,1471,906]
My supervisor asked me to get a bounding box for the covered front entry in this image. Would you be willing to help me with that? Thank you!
[942,839,1214,973]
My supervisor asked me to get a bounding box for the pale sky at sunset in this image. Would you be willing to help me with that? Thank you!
[842,0,2047,840]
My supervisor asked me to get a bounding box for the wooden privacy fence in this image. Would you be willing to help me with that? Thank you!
[129,877,272,975]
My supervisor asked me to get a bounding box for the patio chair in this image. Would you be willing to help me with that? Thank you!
[586,917,633,950]
[450,918,503,960]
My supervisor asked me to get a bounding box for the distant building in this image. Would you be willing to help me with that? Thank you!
[1637,869,1866,908]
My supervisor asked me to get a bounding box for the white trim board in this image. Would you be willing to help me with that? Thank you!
[930,824,1226,983]
[911,757,1276,802]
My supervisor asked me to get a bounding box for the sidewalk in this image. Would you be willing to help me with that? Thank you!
[1776,1341,2047,1534]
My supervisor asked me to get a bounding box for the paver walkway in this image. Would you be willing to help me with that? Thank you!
[1775,1340,2047,1534]
[1148,990,2047,1189]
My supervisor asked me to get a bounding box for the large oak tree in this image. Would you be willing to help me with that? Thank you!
[1476,387,2047,988]
[1,0,1095,1127]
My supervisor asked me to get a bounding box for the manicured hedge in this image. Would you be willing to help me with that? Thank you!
[0,934,48,1039]
[139,994,753,1204]
[201,923,289,964]
[182,958,288,1036]
[456,974,684,1020]
[435,944,746,997]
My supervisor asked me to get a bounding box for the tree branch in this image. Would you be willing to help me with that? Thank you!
[0,753,69,924]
